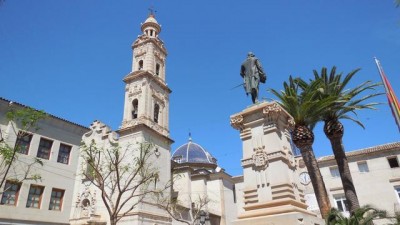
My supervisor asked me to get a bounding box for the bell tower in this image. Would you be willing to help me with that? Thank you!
[118,13,173,225]
[121,12,170,137]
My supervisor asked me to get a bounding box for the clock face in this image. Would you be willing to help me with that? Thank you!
[299,172,311,185]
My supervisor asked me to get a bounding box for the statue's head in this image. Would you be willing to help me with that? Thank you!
[247,52,255,57]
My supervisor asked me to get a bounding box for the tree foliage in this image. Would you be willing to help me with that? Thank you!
[312,67,381,129]
[0,106,46,191]
[270,76,336,128]
[326,205,386,225]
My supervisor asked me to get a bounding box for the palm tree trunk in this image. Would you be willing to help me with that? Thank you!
[299,145,331,219]
[329,135,360,214]
[324,119,360,214]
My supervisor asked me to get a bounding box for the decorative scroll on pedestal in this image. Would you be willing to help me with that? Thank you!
[263,102,296,131]
[262,102,282,116]
[288,117,295,130]
[230,114,244,130]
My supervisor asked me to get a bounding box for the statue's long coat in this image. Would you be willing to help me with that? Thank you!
[240,56,265,94]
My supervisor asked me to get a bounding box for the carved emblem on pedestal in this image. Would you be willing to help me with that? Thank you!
[252,147,268,169]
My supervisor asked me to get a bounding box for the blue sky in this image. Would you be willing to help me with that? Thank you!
[0,1,399,176]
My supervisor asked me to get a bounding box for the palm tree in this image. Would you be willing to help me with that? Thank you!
[270,76,334,218]
[313,67,381,214]
[326,205,386,225]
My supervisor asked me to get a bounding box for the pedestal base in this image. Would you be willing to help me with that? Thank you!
[233,211,324,225]
[230,102,324,225]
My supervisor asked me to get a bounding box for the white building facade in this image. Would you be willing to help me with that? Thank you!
[299,142,400,218]
[0,98,89,225]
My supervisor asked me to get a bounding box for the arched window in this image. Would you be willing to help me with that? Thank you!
[154,104,160,123]
[138,60,143,70]
[154,173,159,189]
[156,63,160,76]
[150,30,154,37]
[132,99,138,119]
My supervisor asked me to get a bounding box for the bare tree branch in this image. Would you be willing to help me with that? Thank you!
[80,140,168,225]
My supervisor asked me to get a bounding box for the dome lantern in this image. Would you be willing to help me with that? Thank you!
[141,14,161,38]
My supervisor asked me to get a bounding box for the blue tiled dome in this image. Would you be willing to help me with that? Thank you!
[172,139,217,165]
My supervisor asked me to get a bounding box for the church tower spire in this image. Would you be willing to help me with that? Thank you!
[120,13,171,139]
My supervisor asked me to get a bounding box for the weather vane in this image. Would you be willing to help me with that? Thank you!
[148,5,157,16]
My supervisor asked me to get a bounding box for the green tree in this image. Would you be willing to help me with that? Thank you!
[312,67,381,214]
[270,76,334,218]
[326,205,386,225]
[0,106,46,191]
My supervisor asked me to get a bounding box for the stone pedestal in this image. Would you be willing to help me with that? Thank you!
[230,102,324,225]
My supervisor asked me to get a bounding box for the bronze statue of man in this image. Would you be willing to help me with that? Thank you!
[240,52,267,104]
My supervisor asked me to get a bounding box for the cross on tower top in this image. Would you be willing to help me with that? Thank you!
[148,6,157,16]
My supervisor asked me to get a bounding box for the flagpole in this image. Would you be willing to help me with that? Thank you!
[374,57,400,132]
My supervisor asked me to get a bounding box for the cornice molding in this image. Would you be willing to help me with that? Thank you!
[123,71,171,93]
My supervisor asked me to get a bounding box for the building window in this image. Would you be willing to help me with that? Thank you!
[138,60,143,70]
[334,195,349,213]
[57,144,71,164]
[388,157,400,168]
[156,63,160,76]
[154,103,160,123]
[357,161,369,173]
[16,132,32,155]
[233,185,236,203]
[132,99,138,119]
[154,174,159,189]
[329,167,340,178]
[1,181,21,206]
[49,189,64,211]
[26,185,44,208]
[37,138,53,160]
